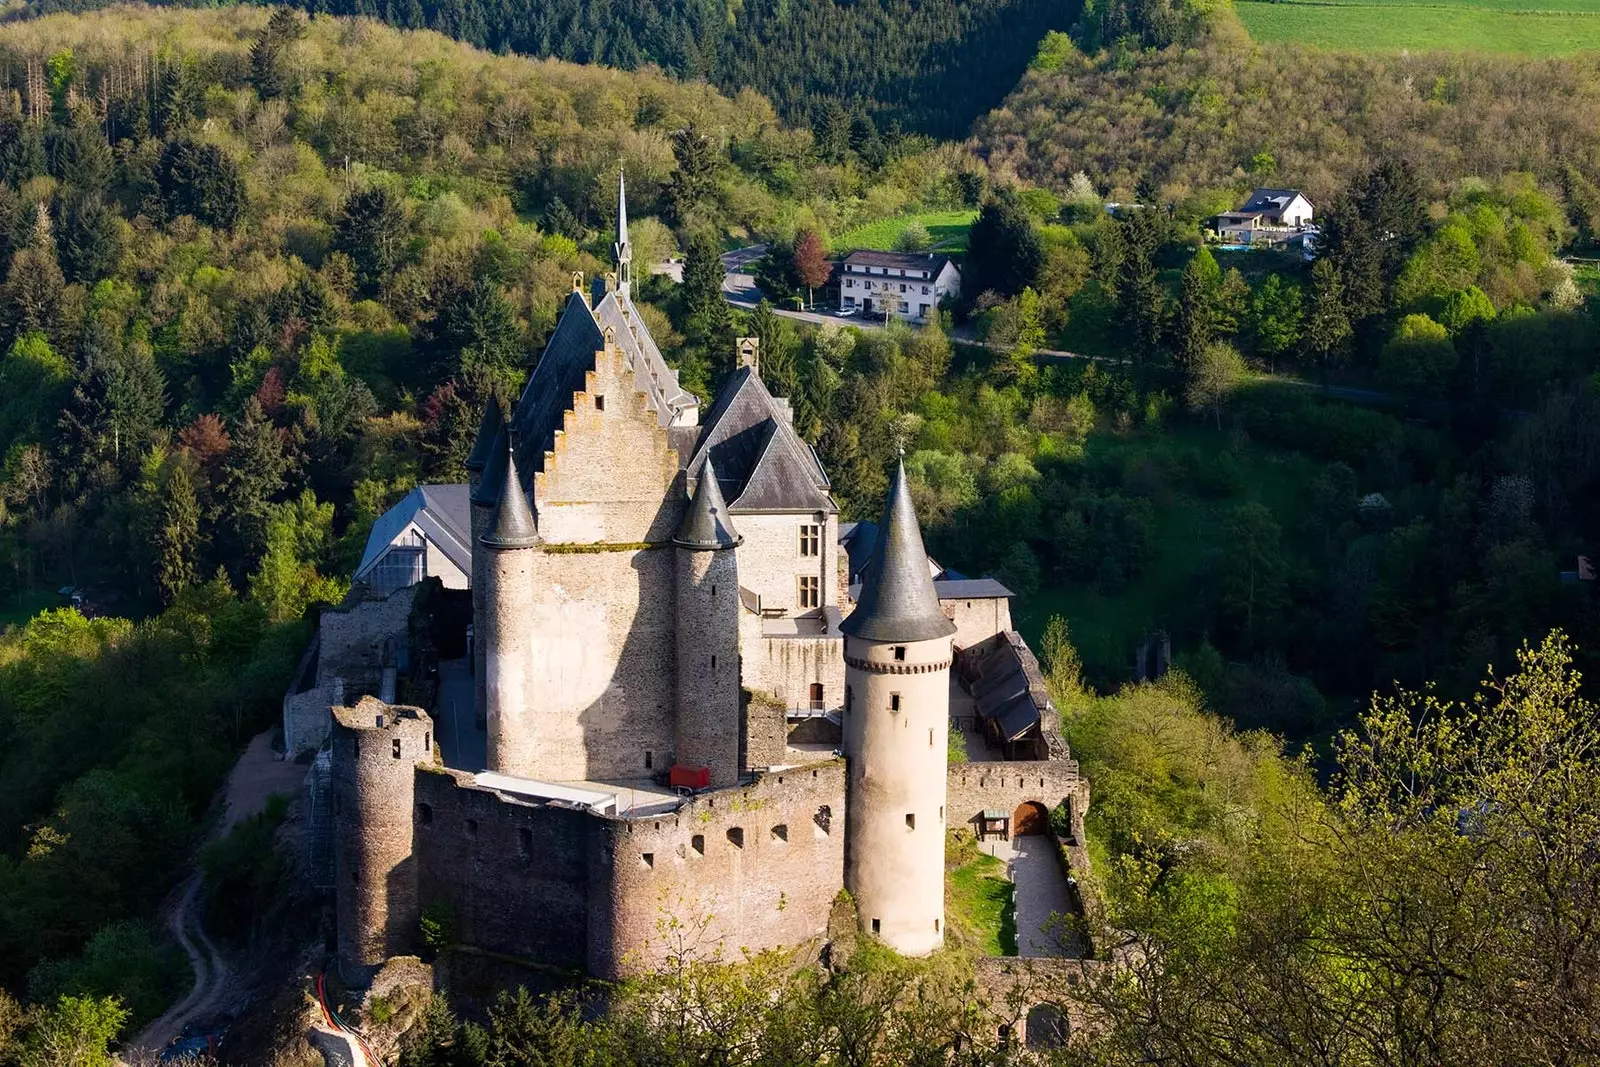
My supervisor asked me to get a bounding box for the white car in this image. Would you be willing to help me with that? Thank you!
[835,305,858,317]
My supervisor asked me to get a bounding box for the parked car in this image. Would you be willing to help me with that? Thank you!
[835,305,857,317]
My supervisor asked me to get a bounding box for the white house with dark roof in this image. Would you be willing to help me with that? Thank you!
[839,250,960,322]
[1216,187,1315,246]
[353,484,473,596]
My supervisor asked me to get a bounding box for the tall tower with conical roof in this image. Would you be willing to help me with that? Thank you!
[840,459,956,955]
[479,440,540,773]
[466,401,507,724]
[672,458,743,786]
[614,171,632,297]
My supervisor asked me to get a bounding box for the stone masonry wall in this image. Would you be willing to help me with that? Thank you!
[740,621,846,714]
[733,512,838,617]
[946,761,1089,843]
[413,768,595,970]
[286,585,420,757]
[590,761,847,978]
[942,596,1014,652]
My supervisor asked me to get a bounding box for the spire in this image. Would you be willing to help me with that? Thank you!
[674,458,741,549]
[480,442,539,549]
[841,460,954,643]
[464,394,504,474]
[614,170,632,294]
[470,426,509,507]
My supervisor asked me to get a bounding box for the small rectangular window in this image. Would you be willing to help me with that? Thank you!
[906,813,915,830]
[798,575,820,609]
[935,918,941,932]
[392,738,401,759]
[799,524,821,557]
[711,655,717,670]
[890,693,901,712]
[642,852,654,868]
[929,728,934,747]
[519,828,532,856]
[893,646,906,661]
[594,395,605,411]
[645,750,653,770]
[728,827,744,848]
[845,686,853,712]
[692,834,705,855]
[418,803,433,824]
[423,731,430,752]
[465,819,479,839]
[872,918,881,933]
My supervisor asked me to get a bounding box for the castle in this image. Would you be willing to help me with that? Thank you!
[313,178,1090,983]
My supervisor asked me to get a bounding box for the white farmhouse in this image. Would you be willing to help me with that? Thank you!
[1215,188,1315,246]
[839,250,960,322]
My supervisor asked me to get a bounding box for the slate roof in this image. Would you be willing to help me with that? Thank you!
[840,460,955,643]
[684,365,834,514]
[674,457,741,549]
[464,395,503,473]
[470,426,509,507]
[481,445,540,549]
[355,484,472,580]
[1238,188,1309,217]
[507,292,606,486]
[933,578,1015,600]
[841,250,956,278]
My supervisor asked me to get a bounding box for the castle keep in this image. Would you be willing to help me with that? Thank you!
[315,178,1090,983]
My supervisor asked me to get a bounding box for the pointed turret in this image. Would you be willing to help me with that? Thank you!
[841,459,954,643]
[464,395,504,475]
[614,170,632,294]
[674,459,741,549]
[480,443,539,549]
[470,427,509,508]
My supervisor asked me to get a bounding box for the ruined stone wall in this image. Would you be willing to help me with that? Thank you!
[590,762,847,978]
[285,586,421,758]
[946,761,1089,843]
[733,512,837,616]
[742,689,788,771]
[413,769,595,970]
[942,596,1013,652]
[332,699,435,982]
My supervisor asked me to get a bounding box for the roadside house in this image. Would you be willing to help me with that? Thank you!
[839,250,960,321]
[1216,188,1315,246]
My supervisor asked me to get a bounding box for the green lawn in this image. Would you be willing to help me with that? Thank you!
[945,833,1019,955]
[832,210,978,255]
[1238,0,1600,53]
[1010,414,1323,685]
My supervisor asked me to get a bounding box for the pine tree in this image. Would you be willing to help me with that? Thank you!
[106,348,167,464]
[966,187,1044,299]
[1305,259,1352,379]
[333,186,407,292]
[219,398,288,564]
[157,139,247,231]
[668,124,719,225]
[1173,244,1221,370]
[57,190,122,284]
[3,204,65,343]
[157,462,201,604]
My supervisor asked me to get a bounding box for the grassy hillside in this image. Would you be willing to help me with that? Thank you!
[1237,0,1600,53]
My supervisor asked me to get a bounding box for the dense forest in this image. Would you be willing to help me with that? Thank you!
[10,0,1075,139]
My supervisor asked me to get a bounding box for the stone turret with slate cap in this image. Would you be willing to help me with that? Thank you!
[841,459,955,642]
[464,394,504,476]
[470,426,510,508]
[673,458,741,549]
[480,442,539,549]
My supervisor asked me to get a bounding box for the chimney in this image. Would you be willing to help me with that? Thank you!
[736,336,759,373]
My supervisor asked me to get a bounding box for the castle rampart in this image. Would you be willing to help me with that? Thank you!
[946,761,1088,843]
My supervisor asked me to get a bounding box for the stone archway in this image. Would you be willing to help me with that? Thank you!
[1012,801,1049,836]
[1024,1003,1070,1050]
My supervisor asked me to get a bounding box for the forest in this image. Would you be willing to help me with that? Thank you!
[2,0,1600,1062]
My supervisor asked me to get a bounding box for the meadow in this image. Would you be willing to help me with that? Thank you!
[1236,0,1600,53]
[831,210,978,254]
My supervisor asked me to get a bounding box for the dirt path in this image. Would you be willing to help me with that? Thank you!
[125,729,310,1056]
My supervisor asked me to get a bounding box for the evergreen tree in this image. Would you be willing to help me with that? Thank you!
[45,114,113,193]
[106,348,167,464]
[966,187,1044,299]
[814,101,852,164]
[668,123,719,225]
[436,278,522,380]
[157,139,247,231]
[1112,209,1167,376]
[219,398,288,564]
[1249,273,1303,372]
[3,204,65,343]
[157,462,201,604]
[0,115,47,187]
[333,186,407,292]
[1305,258,1352,377]
[1173,244,1221,370]
[57,190,121,284]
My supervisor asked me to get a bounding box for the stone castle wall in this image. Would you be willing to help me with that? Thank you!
[739,613,846,715]
[591,761,847,977]
[946,761,1089,842]
[942,596,1014,652]
[285,584,421,757]
[733,512,839,617]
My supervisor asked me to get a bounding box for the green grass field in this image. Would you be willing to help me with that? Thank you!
[1237,0,1600,53]
[945,834,1019,955]
[832,210,978,255]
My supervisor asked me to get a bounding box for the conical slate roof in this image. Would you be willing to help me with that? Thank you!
[480,443,539,549]
[674,458,741,549]
[841,460,955,643]
[470,426,509,507]
[464,395,504,473]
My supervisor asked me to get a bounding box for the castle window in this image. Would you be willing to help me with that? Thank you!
[727,827,744,849]
[423,731,430,752]
[465,819,479,839]
[893,645,906,661]
[809,682,824,710]
[940,805,944,822]
[645,750,653,770]
[692,834,705,855]
[906,813,916,830]
[814,805,831,836]
[872,918,881,934]
[711,655,717,670]
[771,824,788,843]
[418,803,433,825]
[890,693,901,712]
[799,524,820,557]
[798,575,820,609]
[392,738,402,759]
[642,852,654,868]
[935,918,941,933]
[519,828,532,856]
[595,395,606,411]
[929,728,935,747]
[845,686,852,713]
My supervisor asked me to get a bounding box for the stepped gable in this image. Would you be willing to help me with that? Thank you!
[592,290,698,426]
[509,290,606,485]
[674,457,741,549]
[683,365,834,513]
[841,460,955,642]
[464,394,504,474]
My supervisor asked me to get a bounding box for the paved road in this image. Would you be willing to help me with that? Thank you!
[435,657,486,772]
[981,834,1078,958]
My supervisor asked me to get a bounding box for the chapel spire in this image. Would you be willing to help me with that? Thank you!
[614,170,632,294]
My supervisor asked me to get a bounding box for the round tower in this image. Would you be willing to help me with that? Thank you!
[672,458,743,786]
[468,418,508,728]
[479,440,540,775]
[332,697,434,983]
[841,459,956,956]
